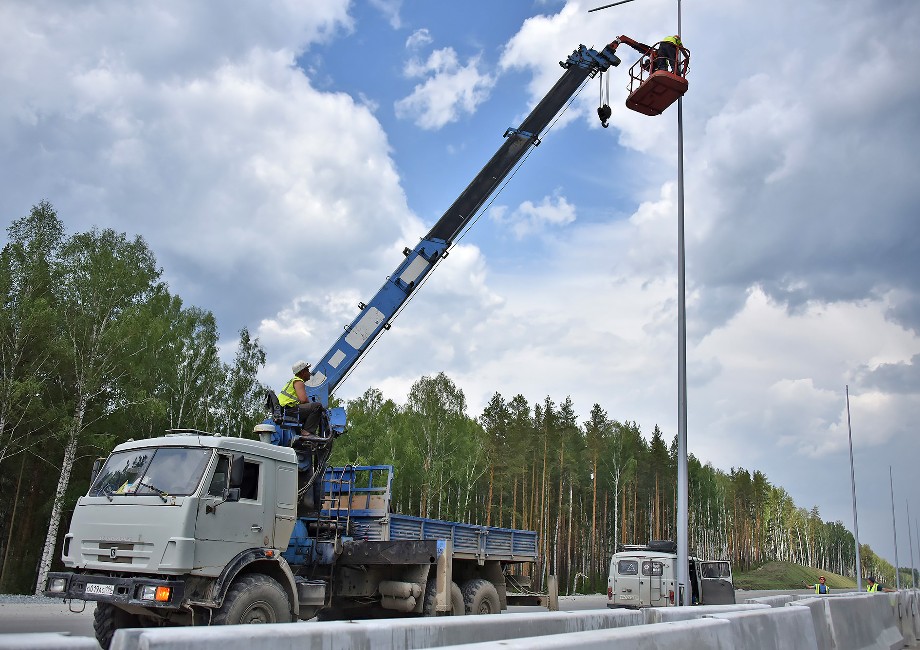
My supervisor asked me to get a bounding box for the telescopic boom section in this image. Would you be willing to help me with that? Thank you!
[304,42,621,405]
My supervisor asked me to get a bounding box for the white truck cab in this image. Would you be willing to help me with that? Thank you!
[606,541,735,608]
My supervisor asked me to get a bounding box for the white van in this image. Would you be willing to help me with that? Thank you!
[606,541,735,608]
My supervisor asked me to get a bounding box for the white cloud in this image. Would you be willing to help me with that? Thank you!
[405,28,433,50]
[395,48,496,130]
[490,191,577,238]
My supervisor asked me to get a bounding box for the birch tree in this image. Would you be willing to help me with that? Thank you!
[35,227,162,594]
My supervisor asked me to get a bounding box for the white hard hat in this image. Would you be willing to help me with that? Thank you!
[253,424,276,433]
[291,360,311,375]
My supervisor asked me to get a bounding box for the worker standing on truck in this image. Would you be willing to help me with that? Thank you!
[804,576,830,594]
[279,360,324,436]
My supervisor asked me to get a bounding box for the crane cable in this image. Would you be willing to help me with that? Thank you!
[333,73,596,395]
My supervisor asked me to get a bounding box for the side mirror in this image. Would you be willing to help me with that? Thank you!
[223,487,241,503]
[228,454,245,489]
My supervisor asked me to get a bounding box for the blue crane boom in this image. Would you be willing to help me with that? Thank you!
[305,42,621,405]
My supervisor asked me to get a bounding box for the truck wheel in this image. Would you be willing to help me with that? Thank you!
[93,603,140,650]
[462,578,501,615]
[422,579,464,615]
[212,574,292,625]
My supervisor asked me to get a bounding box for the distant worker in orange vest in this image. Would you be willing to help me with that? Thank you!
[804,575,830,595]
[655,35,683,73]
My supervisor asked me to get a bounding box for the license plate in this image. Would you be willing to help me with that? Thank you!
[85,583,114,596]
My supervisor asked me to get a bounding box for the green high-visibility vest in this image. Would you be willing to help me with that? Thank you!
[279,376,303,407]
[867,583,878,592]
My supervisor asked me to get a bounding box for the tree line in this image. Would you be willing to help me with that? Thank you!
[0,201,902,594]
[0,202,267,593]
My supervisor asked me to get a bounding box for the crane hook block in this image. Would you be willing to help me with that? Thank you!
[597,104,612,128]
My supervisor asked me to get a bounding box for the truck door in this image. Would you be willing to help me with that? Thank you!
[195,454,267,572]
[698,561,735,604]
[641,559,667,607]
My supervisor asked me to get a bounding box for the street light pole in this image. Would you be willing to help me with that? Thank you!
[890,467,900,589]
[674,0,690,607]
[589,0,689,605]
[846,385,863,591]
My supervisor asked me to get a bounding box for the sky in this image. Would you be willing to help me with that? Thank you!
[2,0,919,572]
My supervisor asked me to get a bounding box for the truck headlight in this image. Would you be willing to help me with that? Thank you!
[48,577,67,593]
[141,585,171,602]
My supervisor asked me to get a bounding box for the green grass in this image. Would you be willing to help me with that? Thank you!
[733,561,857,591]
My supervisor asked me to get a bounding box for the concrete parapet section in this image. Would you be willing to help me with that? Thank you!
[111,609,645,650]
[706,606,818,650]
[791,592,905,650]
[0,633,99,649]
[433,618,735,650]
[901,590,920,644]
[643,603,768,623]
[745,594,795,608]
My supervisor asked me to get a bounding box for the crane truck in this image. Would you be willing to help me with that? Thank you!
[44,39,624,648]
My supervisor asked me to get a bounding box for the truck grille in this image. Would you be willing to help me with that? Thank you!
[88,541,154,565]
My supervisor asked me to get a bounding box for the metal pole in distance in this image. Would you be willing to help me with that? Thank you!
[890,467,900,589]
[846,385,862,591]
[674,0,690,606]
[915,518,920,590]
[907,501,915,589]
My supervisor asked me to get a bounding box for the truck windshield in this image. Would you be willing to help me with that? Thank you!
[89,447,211,498]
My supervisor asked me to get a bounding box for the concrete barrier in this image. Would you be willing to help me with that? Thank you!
[111,609,645,650]
[432,618,735,649]
[903,590,920,644]
[706,606,818,650]
[643,602,769,623]
[0,633,99,649]
[745,594,795,608]
[791,593,905,650]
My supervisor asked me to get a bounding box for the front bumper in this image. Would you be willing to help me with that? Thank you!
[44,571,186,609]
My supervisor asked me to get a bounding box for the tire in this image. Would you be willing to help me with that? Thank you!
[422,579,465,616]
[211,574,292,626]
[462,578,501,615]
[93,603,140,650]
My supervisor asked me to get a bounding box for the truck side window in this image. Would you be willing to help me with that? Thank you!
[617,560,639,575]
[239,461,260,501]
[207,455,230,497]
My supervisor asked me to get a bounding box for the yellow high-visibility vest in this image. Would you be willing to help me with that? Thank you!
[279,376,303,407]
[867,583,879,592]
[661,35,682,47]
[815,583,829,594]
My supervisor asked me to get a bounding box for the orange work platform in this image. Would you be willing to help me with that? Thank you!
[626,70,689,116]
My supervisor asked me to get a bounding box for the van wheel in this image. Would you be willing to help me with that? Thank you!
[422,579,464,615]
[93,603,140,650]
[212,574,292,625]
[462,578,500,615]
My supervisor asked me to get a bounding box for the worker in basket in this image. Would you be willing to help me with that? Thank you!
[655,35,683,73]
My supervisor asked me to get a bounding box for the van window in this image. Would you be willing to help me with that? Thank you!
[701,561,731,579]
[642,561,664,576]
[617,560,639,575]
